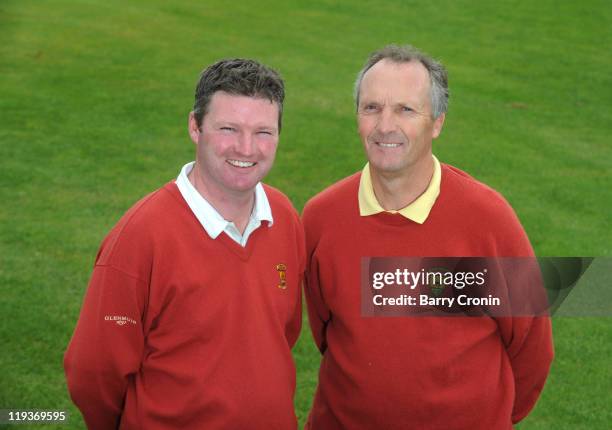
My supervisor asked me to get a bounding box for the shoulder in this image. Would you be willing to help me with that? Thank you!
[262,183,300,222]
[112,182,182,233]
[441,164,517,219]
[302,172,361,220]
[301,173,360,250]
[439,163,533,255]
[96,182,183,265]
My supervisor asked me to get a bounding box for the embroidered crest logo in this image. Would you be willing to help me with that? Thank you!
[276,263,287,289]
[427,267,449,297]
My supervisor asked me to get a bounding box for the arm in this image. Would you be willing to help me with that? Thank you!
[497,316,554,423]
[285,283,303,349]
[303,254,331,354]
[64,264,146,430]
[302,205,331,354]
[492,200,554,423]
[285,214,305,348]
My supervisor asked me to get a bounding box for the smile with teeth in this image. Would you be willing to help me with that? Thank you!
[227,159,256,168]
[376,142,402,148]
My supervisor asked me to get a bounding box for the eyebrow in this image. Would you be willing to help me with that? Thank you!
[360,100,421,109]
[213,120,277,131]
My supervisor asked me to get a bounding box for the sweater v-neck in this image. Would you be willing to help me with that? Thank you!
[214,222,265,261]
[163,181,264,262]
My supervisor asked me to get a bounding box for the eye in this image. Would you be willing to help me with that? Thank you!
[361,103,379,113]
[220,126,236,132]
[256,130,273,136]
[400,105,413,113]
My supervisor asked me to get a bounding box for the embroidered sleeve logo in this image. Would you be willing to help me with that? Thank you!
[104,315,137,326]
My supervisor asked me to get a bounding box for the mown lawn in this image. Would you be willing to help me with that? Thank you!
[1,1,610,428]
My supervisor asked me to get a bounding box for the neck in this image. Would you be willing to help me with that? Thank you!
[370,155,434,211]
[188,166,254,234]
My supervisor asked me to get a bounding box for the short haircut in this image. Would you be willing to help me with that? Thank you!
[193,58,285,130]
[354,44,449,119]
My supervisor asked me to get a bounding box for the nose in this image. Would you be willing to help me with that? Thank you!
[376,108,396,135]
[235,132,255,157]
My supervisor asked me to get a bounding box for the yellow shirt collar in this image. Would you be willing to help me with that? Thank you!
[358,155,441,224]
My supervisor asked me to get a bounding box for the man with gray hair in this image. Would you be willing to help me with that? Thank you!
[65,59,304,429]
[302,45,553,429]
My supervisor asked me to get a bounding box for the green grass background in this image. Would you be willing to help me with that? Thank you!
[1,0,611,428]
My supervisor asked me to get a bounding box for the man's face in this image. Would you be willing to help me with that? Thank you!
[357,59,445,176]
[189,91,279,198]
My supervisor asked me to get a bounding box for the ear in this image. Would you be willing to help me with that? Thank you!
[188,112,201,145]
[431,113,446,139]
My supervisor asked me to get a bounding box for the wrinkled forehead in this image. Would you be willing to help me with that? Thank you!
[360,59,431,107]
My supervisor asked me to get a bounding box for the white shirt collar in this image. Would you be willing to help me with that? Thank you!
[175,162,273,246]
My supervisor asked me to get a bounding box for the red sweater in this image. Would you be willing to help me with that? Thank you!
[302,164,553,430]
[65,182,304,430]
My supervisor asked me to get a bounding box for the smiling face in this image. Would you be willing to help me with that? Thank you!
[188,91,279,200]
[357,59,445,177]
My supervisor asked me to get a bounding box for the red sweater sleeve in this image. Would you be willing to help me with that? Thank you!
[286,286,303,348]
[493,203,554,424]
[285,213,306,348]
[64,264,146,430]
[302,205,331,354]
[506,316,553,423]
[304,253,330,354]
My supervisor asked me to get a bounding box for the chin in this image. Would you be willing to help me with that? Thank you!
[227,179,261,193]
[369,160,404,174]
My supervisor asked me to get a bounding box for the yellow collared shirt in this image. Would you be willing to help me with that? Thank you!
[358,155,441,224]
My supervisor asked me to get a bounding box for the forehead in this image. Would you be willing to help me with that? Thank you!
[206,91,279,125]
[360,59,431,106]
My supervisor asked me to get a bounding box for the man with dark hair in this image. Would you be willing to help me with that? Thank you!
[65,59,304,429]
[303,45,553,429]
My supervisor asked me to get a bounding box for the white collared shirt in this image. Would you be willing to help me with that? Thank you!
[175,162,273,247]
